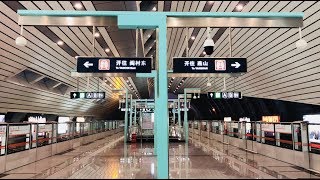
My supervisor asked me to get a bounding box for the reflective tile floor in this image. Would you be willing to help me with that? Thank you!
[1,135,320,179]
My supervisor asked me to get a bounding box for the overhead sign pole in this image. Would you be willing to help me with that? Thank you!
[18,10,304,179]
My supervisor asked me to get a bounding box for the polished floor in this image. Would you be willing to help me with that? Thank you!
[1,135,320,179]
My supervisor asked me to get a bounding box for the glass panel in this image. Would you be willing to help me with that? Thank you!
[7,124,31,154]
[275,124,293,149]
[57,123,71,142]
[293,124,302,151]
[0,124,7,155]
[37,123,53,147]
[261,123,276,146]
[75,122,81,138]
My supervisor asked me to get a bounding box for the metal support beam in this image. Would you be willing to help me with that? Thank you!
[167,17,303,28]
[18,11,303,28]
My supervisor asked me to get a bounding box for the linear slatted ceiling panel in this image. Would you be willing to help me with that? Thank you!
[168,1,201,92]
[200,1,279,92]
[197,1,289,92]
[82,1,138,97]
[24,1,115,97]
[170,1,207,92]
[218,1,318,90]
[0,1,116,117]
[177,1,238,93]
[210,1,320,105]
[181,1,240,91]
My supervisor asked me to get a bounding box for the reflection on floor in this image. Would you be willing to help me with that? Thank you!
[1,135,320,179]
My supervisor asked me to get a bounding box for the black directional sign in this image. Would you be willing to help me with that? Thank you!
[207,92,242,99]
[70,92,105,99]
[173,57,247,73]
[76,57,152,73]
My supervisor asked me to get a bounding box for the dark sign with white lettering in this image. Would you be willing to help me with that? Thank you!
[70,92,105,99]
[173,57,247,73]
[207,92,242,99]
[76,57,152,73]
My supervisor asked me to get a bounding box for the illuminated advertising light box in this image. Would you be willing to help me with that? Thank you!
[262,116,280,123]
[224,117,232,122]
[303,115,320,144]
[0,115,5,122]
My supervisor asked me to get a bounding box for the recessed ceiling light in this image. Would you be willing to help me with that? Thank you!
[105,48,110,53]
[191,36,195,40]
[74,3,82,10]
[152,7,157,11]
[203,51,206,55]
[236,4,243,11]
[148,34,151,38]
[57,40,64,46]
[208,1,214,4]
[94,32,100,37]
[126,80,130,83]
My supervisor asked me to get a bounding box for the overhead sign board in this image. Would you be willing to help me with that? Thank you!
[262,116,280,123]
[207,92,242,99]
[173,57,247,73]
[70,92,105,99]
[76,57,152,73]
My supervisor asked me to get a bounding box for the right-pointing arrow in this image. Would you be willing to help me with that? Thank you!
[231,62,241,68]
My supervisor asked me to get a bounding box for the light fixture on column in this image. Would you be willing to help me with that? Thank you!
[193,93,197,99]
[15,25,27,46]
[296,27,308,49]
[197,93,200,99]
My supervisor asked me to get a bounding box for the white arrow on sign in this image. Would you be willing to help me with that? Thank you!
[231,62,241,68]
[84,61,93,68]
[210,93,213,98]
[73,93,77,98]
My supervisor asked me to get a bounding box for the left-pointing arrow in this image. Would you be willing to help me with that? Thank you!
[84,61,93,68]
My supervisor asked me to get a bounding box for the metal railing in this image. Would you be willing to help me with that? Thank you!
[188,120,319,153]
[0,120,123,156]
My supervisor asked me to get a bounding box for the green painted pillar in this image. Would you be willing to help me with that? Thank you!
[155,23,169,179]
[134,100,137,126]
[184,90,188,143]
[124,90,128,142]
[178,96,181,128]
[173,108,176,125]
[154,72,158,155]
[129,94,133,128]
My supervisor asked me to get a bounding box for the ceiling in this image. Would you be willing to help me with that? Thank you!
[0,1,319,118]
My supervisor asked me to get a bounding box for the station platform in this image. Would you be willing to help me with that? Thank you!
[1,134,319,179]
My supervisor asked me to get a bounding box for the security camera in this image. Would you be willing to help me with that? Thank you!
[203,38,214,55]
[15,36,27,46]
